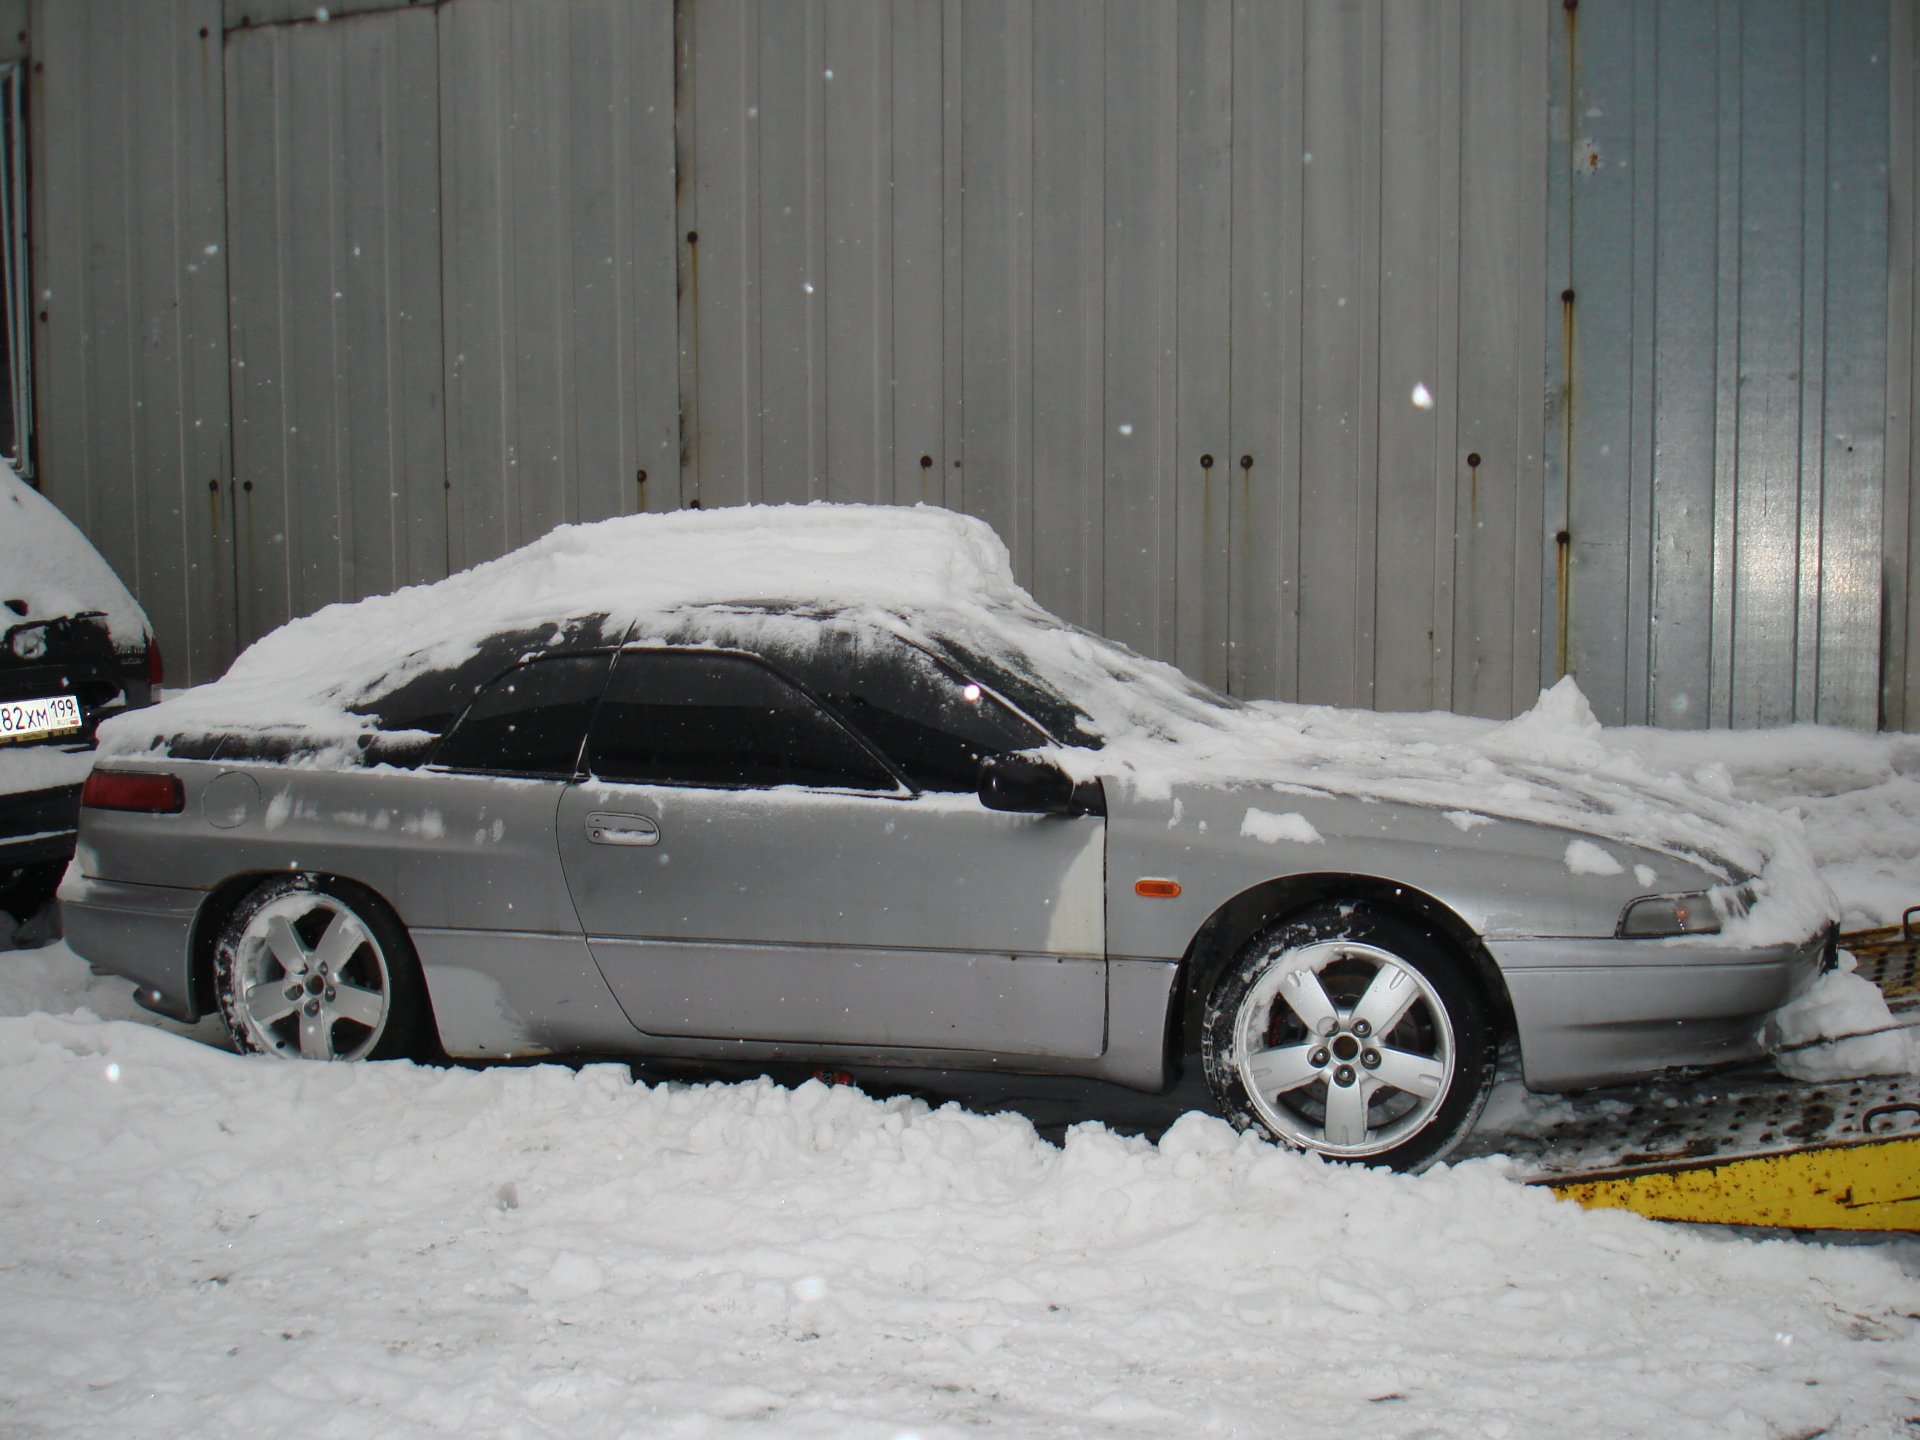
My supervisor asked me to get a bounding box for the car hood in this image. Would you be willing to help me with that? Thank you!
[1080,679,1835,949]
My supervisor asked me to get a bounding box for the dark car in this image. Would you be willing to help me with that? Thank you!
[0,464,158,927]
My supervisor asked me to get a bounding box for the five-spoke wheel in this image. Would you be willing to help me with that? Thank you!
[1202,903,1495,1171]
[214,875,427,1061]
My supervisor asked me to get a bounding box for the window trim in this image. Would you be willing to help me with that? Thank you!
[425,648,617,781]
[584,643,913,798]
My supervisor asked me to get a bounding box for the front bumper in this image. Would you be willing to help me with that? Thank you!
[1491,924,1835,1092]
[57,869,205,1022]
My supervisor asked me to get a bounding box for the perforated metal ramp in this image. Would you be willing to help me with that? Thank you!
[1463,1069,1920,1179]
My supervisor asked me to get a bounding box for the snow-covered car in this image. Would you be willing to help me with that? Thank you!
[60,505,1835,1169]
[1,464,158,924]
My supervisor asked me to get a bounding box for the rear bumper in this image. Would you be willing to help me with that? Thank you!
[1491,925,1834,1092]
[57,869,205,1022]
[0,781,82,870]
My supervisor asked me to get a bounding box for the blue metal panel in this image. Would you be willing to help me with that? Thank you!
[1891,0,1918,731]
[1558,0,1891,729]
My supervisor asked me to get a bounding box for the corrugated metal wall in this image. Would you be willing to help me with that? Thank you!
[1552,0,1893,729]
[438,0,681,568]
[225,7,445,641]
[31,0,234,685]
[19,0,1919,732]
[680,0,1551,715]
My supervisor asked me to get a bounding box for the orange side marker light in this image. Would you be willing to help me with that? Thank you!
[1135,878,1182,899]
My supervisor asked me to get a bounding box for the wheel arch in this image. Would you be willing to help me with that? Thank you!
[188,869,427,1028]
[1173,872,1516,1056]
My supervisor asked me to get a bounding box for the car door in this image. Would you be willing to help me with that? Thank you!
[555,630,1108,1060]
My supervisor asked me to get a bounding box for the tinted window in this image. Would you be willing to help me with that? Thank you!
[775,628,1045,791]
[432,652,613,776]
[587,649,898,792]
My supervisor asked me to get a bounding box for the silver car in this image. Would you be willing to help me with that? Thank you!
[60,506,1833,1170]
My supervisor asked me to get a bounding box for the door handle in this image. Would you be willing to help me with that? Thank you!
[585,812,660,846]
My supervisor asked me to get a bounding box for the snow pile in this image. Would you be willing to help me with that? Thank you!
[1,1002,1916,1440]
[0,459,147,647]
[1613,724,1920,931]
[98,504,1832,945]
[1240,808,1324,845]
[1768,958,1919,1081]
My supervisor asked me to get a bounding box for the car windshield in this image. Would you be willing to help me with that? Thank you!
[907,606,1245,751]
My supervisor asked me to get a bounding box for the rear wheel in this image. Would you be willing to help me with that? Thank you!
[214,875,429,1061]
[1201,902,1496,1171]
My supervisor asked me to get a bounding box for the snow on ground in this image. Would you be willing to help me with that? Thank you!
[2,988,1917,1440]
[3,700,1919,1436]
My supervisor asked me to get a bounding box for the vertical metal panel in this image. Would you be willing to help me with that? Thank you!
[957,0,1034,578]
[688,0,947,513]
[1646,0,1722,729]
[822,1,893,504]
[1815,3,1891,727]
[1372,0,1459,715]
[1171,0,1233,691]
[1891,0,1917,731]
[1026,0,1104,624]
[1099,0,1177,660]
[888,0,945,504]
[754,0,826,504]
[1729,6,1808,728]
[686,0,760,507]
[1559,0,1890,729]
[32,0,234,685]
[1708,0,1745,727]
[1226,0,1306,702]
[225,10,443,644]
[1560,0,1637,723]
[1456,0,1549,719]
[440,0,679,566]
[1296,0,1383,709]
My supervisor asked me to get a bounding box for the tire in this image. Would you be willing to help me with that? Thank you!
[0,859,64,927]
[213,875,430,1062]
[1200,902,1496,1172]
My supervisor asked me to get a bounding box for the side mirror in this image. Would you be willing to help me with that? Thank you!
[977,752,1103,817]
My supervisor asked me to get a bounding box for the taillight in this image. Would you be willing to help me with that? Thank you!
[146,637,164,689]
[81,769,184,814]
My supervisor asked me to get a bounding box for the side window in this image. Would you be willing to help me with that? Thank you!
[586,649,899,792]
[777,627,1046,792]
[432,653,613,777]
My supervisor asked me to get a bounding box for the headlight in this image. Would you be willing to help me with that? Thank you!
[1617,882,1756,938]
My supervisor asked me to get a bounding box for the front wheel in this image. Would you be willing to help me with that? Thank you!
[1200,903,1496,1171]
[213,875,430,1062]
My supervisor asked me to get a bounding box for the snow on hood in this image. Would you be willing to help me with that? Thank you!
[0,460,148,648]
[98,503,1833,942]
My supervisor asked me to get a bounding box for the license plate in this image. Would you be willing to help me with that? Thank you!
[0,693,83,743]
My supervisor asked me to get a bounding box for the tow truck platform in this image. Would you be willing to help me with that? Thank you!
[1468,912,1920,1232]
